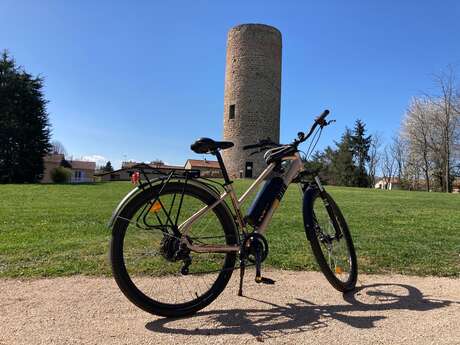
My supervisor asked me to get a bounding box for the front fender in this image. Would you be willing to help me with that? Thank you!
[302,185,319,241]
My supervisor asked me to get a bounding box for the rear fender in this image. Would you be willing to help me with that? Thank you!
[108,178,235,231]
[107,178,166,229]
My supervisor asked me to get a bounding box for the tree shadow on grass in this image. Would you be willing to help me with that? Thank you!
[145,283,458,341]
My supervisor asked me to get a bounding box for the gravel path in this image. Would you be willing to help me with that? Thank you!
[1,270,459,345]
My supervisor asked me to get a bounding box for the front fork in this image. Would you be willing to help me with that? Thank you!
[312,176,342,240]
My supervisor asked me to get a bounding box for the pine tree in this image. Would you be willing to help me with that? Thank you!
[102,161,114,172]
[351,119,372,187]
[330,129,357,186]
[0,51,51,183]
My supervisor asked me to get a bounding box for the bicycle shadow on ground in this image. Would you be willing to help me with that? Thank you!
[145,282,458,341]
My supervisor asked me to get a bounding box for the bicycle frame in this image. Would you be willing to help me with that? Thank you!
[179,152,305,253]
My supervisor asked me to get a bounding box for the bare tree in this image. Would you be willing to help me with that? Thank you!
[404,150,423,190]
[427,66,460,192]
[367,132,382,187]
[403,97,434,191]
[391,134,407,184]
[382,145,395,189]
[50,140,67,156]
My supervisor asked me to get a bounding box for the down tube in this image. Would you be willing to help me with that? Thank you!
[256,156,303,235]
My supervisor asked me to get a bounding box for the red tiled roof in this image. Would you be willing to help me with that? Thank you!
[43,154,95,171]
[185,159,220,169]
[69,160,96,170]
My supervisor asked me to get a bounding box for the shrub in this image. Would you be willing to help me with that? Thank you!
[50,166,71,183]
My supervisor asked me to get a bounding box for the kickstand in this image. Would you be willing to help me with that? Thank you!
[238,259,245,296]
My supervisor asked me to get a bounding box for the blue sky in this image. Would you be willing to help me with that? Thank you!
[1,1,459,168]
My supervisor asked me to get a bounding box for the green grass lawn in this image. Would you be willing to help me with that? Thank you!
[0,181,459,278]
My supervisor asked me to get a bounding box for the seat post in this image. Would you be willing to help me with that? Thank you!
[213,150,232,185]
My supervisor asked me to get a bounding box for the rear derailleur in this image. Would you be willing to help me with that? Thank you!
[238,232,275,296]
[160,234,192,275]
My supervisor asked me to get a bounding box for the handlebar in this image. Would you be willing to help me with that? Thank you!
[242,109,332,151]
[316,109,330,125]
[300,109,330,144]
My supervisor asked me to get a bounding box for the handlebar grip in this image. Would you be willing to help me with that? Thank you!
[317,109,330,121]
[321,109,330,118]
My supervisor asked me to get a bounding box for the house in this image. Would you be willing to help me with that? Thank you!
[96,161,186,181]
[68,160,96,183]
[184,159,222,178]
[453,178,460,193]
[374,177,401,190]
[96,159,223,181]
[41,154,96,183]
[42,154,65,183]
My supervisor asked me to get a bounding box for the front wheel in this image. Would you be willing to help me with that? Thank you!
[303,186,357,292]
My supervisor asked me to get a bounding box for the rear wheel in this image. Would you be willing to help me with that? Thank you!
[303,186,357,292]
[110,182,238,317]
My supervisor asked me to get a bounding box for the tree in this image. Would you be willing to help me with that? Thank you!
[382,145,395,189]
[329,129,356,186]
[50,166,71,183]
[0,51,51,183]
[51,140,67,156]
[428,67,460,192]
[390,134,407,185]
[403,68,460,193]
[403,97,434,191]
[304,150,330,184]
[367,132,382,187]
[102,161,114,172]
[351,119,372,187]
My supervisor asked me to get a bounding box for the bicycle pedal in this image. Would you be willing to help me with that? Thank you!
[255,276,276,284]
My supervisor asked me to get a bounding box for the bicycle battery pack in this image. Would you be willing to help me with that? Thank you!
[245,177,287,227]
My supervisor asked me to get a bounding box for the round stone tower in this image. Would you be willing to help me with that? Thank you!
[222,24,282,179]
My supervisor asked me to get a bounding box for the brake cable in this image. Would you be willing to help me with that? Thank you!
[305,126,324,160]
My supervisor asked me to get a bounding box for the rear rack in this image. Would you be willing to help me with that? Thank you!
[128,163,227,196]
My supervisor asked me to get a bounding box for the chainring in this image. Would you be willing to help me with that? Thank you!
[240,232,269,264]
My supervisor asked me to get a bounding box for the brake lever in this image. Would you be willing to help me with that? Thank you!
[318,119,336,130]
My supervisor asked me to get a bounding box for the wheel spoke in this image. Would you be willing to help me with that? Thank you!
[115,184,236,307]
[312,193,355,285]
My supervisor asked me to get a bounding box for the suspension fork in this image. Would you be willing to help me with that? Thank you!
[314,176,342,239]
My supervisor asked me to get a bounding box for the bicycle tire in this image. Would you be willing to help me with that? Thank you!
[110,181,238,317]
[303,186,357,292]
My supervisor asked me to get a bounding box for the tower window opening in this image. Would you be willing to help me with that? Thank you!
[229,104,235,119]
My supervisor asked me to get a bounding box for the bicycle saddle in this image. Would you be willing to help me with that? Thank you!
[190,137,234,154]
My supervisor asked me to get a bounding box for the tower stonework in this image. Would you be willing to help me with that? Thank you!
[222,24,282,179]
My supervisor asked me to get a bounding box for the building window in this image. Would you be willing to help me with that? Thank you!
[229,104,235,119]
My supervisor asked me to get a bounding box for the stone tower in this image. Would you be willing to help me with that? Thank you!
[222,24,282,179]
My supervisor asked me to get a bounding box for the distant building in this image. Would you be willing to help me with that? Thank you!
[95,159,223,181]
[222,24,282,179]
[184,159,222,178]
[375,178,401,190]
[453,178,460,193]
[96,161,186,181]
[41,154,96,183]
